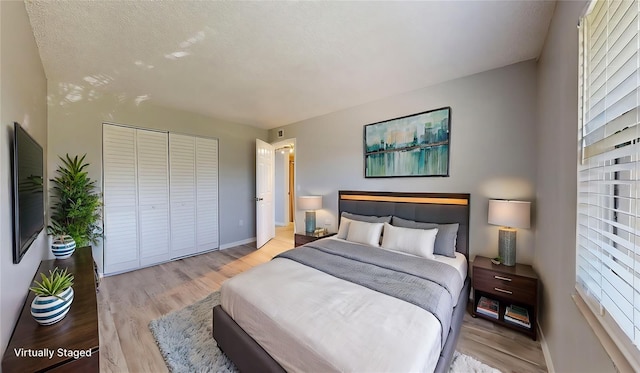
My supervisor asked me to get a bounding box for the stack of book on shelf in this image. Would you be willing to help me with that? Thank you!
[504,305,531,328]
[476,296,499,319]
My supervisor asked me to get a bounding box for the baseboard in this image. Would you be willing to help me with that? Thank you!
[219,237,257,250]
[102,239,258,276]
[275,221,287,227]
[538,322,556,373]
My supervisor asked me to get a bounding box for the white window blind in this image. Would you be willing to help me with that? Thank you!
[577,0,640,361]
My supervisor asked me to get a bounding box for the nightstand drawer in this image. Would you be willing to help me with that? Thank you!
[474,267,537,304]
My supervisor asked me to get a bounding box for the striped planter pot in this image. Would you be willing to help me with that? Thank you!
[51,235,76,259]
[30,287,74,326]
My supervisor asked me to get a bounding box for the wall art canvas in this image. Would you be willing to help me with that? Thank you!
[364,107,451,178]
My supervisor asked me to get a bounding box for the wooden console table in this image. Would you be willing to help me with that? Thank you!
[2,247,99,372]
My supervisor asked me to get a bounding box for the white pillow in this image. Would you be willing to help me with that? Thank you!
[381,223,438,259]
[345,220,384,247]
[337,217,353,239]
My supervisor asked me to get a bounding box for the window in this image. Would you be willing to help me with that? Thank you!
[577,0,640,368]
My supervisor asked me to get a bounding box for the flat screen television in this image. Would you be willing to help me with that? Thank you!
[12,122,44,264]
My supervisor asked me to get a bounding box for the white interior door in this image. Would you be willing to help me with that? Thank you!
[169,133,197,259]
[256,139,275,248]
[196,137,219,253]
[136,130,170,266]
[103,125,139,274]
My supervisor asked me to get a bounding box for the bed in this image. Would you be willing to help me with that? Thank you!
[213,191,471,373]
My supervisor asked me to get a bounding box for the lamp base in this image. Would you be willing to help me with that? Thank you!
[498,228,517,266]
[305,211,316,233]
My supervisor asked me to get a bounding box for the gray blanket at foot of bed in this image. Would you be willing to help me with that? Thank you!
[276,238,461,342]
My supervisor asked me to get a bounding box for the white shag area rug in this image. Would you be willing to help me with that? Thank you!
[149,292,501,373]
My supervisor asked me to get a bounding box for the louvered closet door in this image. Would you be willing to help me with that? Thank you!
[103,125,139,274]
[136,130,170,266]
[196,137,219,252]
[169,134,197,259]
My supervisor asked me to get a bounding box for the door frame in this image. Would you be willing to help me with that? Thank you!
[268,138,297,233]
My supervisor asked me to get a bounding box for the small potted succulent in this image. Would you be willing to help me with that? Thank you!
[29,268,74,326]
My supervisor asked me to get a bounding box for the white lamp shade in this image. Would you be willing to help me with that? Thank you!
[298,196,322,211]
[488,200,531,229]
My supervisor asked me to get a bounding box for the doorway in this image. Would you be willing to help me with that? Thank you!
[273,140,295,246]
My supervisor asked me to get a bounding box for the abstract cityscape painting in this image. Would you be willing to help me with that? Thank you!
[364,107,451,178]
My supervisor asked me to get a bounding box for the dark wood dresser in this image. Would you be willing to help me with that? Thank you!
[2,247,99,372]
[472,255,539,340]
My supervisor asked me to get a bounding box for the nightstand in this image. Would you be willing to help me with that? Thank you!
[294,231,336,247]
[472,256,539,340]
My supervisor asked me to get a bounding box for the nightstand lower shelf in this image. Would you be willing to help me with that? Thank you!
[472,291,536,340]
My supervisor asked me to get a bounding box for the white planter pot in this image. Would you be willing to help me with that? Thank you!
[51,235,76,259]
[30,287,74,326]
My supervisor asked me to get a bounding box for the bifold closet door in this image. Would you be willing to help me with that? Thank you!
[103,125,139,274]
[169,134,197,259]
[104,125,217,274]
[136,130,170,266]
[196,137,219,252]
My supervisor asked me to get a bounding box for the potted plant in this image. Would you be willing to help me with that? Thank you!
[47,221,76,259]
[29,268,74,325]
[48,154,103,258]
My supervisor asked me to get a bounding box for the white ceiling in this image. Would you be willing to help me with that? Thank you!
[25,1,555,129]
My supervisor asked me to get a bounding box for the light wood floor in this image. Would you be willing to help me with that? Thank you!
[97,224,547,373]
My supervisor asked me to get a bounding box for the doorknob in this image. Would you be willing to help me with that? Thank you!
[255,197,264,202]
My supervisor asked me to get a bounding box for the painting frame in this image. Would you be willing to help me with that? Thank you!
[363,107,451,178]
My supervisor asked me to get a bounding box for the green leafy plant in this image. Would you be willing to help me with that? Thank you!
[48,154,103,247]
[29,268,74,299]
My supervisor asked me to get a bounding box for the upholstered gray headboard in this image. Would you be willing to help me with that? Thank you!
[338,191,471,260]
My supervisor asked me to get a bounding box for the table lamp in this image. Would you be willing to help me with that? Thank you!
[488,199,531,266]
[298,196,322,233]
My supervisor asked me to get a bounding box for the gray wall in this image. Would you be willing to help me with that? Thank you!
[0,1,49,357]
[270,60,538,263]
[47,84,268,273]
[535,1,615,372]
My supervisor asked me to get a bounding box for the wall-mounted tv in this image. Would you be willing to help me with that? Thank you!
[12,122,44,264]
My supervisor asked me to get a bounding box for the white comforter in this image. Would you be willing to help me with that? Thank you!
[221,247,467,373]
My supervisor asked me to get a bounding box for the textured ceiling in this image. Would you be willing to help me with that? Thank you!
[25,1,555,129]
